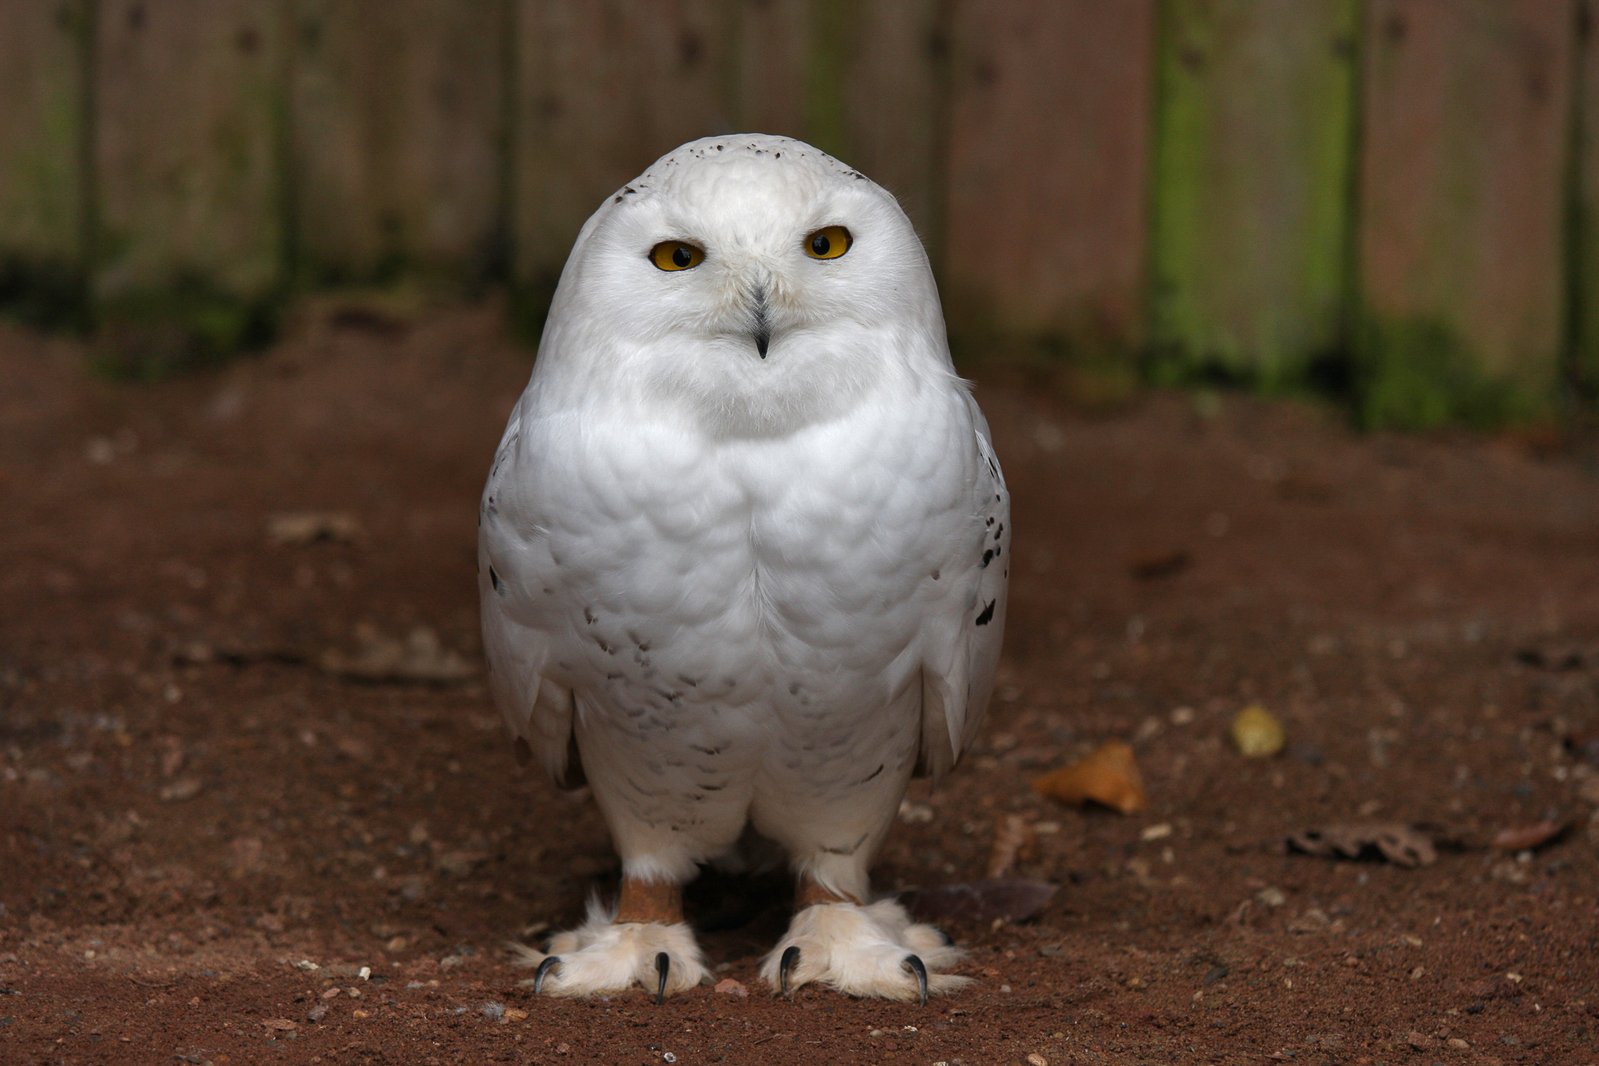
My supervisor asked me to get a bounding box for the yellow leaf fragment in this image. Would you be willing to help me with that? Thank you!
[1231,704,1285,758]
[1031,740,1147,814]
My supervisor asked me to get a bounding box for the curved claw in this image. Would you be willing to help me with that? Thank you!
[903,953,929,1006]
[533,955,562,994]
[778,945,801,999]
[654,951,670,1005]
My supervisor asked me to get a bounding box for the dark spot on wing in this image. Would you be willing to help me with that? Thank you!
[981,549,994,568]
[931,568,941,580]
[489,565,504,594]
[975,599,996,626]
[857,763,885,784]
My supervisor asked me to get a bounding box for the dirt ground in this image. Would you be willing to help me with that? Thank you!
[2,302,1597,1065]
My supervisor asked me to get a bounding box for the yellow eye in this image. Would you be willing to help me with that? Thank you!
[804,225,852,260]
[649,240,705,271]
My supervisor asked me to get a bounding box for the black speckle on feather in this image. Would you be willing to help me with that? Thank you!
[975,599,996,626]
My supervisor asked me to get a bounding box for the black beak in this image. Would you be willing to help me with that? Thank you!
[751,284,771,360]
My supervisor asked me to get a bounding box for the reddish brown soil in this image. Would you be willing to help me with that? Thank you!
[2,304,1597,1065]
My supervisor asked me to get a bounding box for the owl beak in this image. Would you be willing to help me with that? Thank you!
[749,283,771,360]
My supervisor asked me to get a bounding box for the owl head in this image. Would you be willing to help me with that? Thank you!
[538,135,951,437]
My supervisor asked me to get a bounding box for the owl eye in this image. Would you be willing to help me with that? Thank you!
[804,225,852,260]
[650,240,705,271]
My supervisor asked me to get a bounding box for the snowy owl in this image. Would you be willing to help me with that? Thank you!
[478,134,1008,1002]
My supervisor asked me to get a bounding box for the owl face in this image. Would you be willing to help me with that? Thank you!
[546,136,946,437]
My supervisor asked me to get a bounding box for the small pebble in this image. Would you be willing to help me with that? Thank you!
[713,978,748,997]
[1027,1054,1048,1066]
[481,1002,505,1021]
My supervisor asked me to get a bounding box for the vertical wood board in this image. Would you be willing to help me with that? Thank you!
[290,0,507,284]
[511,0,734,288]
[944,0,1156,351]
[1358,0,1575,424]
[1151,0,1357,385]
[0,2,88,278]
[840,1,945,247]
[1578,0,1599,390]
[94,0,285,304]
[730,0,944,242]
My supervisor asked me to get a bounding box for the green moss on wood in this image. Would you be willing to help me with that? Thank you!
[1150,0,1358,390]
[90,274,279,380]
[1356,316,1555,429]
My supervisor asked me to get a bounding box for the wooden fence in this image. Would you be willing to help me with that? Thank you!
[1,0,1595,426]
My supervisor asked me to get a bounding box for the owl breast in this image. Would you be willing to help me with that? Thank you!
[508,368,973,756]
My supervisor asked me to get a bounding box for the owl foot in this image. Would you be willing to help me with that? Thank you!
[759,899,969,1002]
[512,899,707,1000]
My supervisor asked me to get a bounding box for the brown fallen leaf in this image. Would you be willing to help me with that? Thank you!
[1032,740,1147,814]
[1490,820,1567,853]
[907,879,1059,925]
[267,511,364,546]
[1285,823,1437,868]
[320,624,476,684]
[1127,549,1191,581]
[986,813,1036,880]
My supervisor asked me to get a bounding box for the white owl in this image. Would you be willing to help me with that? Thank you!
[479,134,1008,1002]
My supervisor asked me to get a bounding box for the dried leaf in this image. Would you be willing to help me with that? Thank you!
[1490,820,1567,853]
[986,814,1035,879]
[267,511,364,546]
[320,624,476,684]
[1285,823,1437,868]
[1230,704,1285,758]
[907,879,1059,925]
[1031,740,1147,814]
[1127,549,1191,581]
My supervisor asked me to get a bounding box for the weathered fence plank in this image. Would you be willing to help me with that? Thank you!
[1151,0,1358,388]
[94,0,286,359]
[1358,0,1575,426]
[0,1,89,319]
[1578,0,1599,397]
[731,0,944,243]
[944,0,1156,356]
[510,0,733,295]
[290,0,508,286]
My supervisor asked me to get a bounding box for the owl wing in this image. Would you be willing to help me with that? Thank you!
[917,392,1010,779]
[478,404,582,787]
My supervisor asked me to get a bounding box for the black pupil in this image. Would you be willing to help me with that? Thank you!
[671,245,692,268]
[811,233,831,256]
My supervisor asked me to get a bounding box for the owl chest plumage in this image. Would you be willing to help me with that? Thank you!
[485,371,976,772]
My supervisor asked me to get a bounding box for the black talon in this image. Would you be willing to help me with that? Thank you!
[903,953,929,1006]
[778,945,801,998]
[533,955,561,994]
[654,951,670,1005]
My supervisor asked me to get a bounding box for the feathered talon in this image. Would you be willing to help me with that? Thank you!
[654,951,670,1005]
[903,953,929,1006]
[778,945,801,998]
[534,955,562,994]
